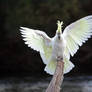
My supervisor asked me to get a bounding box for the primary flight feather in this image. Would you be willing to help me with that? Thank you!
[20,15,92,75]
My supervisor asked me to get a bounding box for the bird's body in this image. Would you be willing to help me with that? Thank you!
[20,15,92,75]
[43,35,68,74]
[51,34,65,61]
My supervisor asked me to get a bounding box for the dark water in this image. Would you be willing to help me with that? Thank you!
[0,76,92,92]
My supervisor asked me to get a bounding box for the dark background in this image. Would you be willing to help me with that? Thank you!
[0,0,92,77]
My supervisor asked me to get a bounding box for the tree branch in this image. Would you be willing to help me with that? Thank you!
[46,60,64,92]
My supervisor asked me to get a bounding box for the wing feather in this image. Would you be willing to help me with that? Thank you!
[20,27,52,64]
[63,15,92,58]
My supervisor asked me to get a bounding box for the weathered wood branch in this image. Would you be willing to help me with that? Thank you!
[46,60,64,92]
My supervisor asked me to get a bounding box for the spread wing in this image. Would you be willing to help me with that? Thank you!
[63,15,92,59]
[20,27,52,64]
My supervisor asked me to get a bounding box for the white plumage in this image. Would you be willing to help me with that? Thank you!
[20,15,92,75]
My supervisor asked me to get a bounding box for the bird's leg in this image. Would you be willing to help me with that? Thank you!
[56,56,63,62]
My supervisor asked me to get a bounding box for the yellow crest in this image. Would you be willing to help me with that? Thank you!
[57,20,63,33]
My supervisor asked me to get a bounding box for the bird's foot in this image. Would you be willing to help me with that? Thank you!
[57,56,63,62]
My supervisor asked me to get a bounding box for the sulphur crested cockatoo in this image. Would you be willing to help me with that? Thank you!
[20,15,92,75]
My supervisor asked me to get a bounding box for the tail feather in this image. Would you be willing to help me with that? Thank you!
[64,57,74,74]
[44,60,57,75]
[44,57,74,75]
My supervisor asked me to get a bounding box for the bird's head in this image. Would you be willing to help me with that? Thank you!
[56,20,63,39]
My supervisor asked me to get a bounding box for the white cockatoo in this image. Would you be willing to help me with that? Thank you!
[20,15,92,75]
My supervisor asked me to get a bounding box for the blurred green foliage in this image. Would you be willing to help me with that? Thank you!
[2,0,85,38]
[1,0,92,38]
